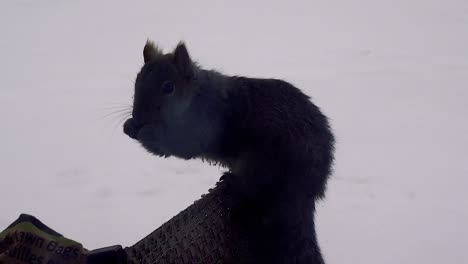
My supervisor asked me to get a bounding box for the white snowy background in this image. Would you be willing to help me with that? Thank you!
[1,0,467,263]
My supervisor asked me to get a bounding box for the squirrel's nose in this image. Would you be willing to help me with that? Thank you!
[123,118,144,139]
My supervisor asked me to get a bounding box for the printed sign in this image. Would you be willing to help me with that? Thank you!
[0,214,87,264]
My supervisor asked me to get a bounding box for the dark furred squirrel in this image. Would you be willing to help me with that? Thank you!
[123,41,334,263]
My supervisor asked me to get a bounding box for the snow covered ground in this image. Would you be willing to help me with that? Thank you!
[1,0,467,263]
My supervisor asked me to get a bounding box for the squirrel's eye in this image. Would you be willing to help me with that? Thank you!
[161,81,175,95]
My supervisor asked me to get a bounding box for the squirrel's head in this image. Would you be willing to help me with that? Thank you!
[124,40,200,157]
[134,40,196,123]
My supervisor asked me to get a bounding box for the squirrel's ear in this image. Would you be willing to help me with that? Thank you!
[143,40,162,63]
[173,42,194,79]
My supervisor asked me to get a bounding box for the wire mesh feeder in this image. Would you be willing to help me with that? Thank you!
[124,179,248,264]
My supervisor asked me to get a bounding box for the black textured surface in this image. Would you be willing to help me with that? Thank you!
[124,180,246,264]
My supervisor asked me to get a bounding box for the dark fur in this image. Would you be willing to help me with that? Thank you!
[124,41,334,263]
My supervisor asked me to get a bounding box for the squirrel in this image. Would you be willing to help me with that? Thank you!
[123,40,335,264]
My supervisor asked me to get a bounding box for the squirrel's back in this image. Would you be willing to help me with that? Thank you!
[215,77,334,202]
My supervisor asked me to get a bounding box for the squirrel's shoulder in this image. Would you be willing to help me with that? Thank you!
[223,76,312,115]
[229,76,295,89]
[225,76,308,101]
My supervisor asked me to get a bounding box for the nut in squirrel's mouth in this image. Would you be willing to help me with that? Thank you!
[123,117,159,142]
[123,118,169,157]
[123,117,144,140]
